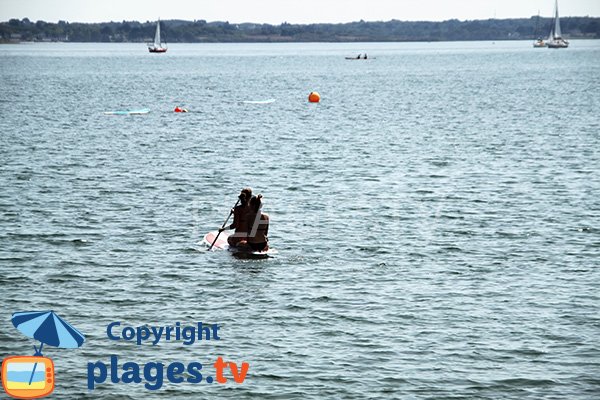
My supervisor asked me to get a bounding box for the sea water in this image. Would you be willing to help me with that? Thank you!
[0,41,599,398]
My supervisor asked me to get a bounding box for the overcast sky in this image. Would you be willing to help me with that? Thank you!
[1,0,599,24]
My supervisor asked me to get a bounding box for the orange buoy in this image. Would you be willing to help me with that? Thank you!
[308,91,320,103]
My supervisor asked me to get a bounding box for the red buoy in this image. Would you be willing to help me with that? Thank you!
[308,92,320,103]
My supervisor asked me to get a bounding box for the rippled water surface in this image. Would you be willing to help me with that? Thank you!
[1,41,599,399]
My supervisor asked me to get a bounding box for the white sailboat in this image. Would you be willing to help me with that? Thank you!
[547,0,569,48]
[148,19,167,53]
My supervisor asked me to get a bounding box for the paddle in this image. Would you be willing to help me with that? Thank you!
[208,198,240,251]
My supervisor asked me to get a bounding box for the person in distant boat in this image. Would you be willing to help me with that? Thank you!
[363,53,368,59]
[356,54,361,59]
[219,187,253,248]
[247,194,269,252]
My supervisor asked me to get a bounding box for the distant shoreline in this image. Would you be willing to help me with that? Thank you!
[1,17,599,43]
[3,38,600,45]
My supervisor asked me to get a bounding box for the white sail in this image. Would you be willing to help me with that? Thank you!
[553,0,562,39]
[547,26,554,42]
[154,20,161,47]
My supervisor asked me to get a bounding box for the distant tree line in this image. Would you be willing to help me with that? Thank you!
[1,17,599,43]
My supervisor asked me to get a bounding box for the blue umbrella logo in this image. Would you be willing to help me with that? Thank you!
[9,311,85,387]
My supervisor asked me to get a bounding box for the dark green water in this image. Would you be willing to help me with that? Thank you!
[0,41,599,399]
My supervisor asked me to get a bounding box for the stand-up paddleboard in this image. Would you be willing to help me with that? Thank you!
[203,230,229,250]
[203,230,277,258]
[241,99,276,104]
[104,109,150,115]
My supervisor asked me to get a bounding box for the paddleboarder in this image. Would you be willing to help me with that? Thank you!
[219,187,253,248]
[247,194,270,252]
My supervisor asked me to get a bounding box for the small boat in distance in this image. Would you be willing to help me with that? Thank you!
[533,11,546,48]
[148,19,167,53]
[546,0,569,48]
[345,53,370,60]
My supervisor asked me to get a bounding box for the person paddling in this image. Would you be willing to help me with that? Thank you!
[219,187,252,248]
[247,194,270,252]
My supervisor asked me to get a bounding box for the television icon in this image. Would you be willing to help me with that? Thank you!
[2,356,55,399]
